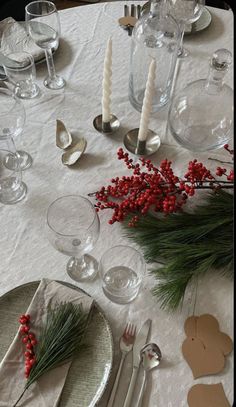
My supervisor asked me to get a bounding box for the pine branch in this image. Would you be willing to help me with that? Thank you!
[14,302,89,406]
[123,190,233,310]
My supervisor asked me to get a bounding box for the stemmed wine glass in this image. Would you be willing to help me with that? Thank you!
[167,0,204,57]
[25,0,65,90]
[0,88,32,170]
[46,195,100,282]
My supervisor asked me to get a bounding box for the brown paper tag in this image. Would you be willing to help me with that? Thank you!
[184,316,198,337]
[182,338,225,378]
[182,313,233,379]
[187,383,231,407]
[196,314,233,356]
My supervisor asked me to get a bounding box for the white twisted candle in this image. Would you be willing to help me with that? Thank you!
[138,59,156,141]
[102,38,112,123]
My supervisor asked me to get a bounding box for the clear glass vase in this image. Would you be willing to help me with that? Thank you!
[168,48,233,151]
[129,0,180,113]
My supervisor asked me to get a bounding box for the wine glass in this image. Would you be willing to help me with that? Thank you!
[25,0,65,90]
[0,88,32,170]
[46,195,100,282]
[167,0,204,57]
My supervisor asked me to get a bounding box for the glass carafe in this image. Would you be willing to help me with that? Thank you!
[168,49,233,151]
[129,0,180,113]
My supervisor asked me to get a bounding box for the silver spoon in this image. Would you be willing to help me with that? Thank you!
[138,343,162,407]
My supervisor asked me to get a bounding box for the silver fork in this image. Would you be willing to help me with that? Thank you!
[124,4,141,36]
[107,322,136,407]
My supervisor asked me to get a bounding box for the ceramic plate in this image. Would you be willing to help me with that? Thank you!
[0,281,113,407]
[141,3,212,35]
[184,7,212,35]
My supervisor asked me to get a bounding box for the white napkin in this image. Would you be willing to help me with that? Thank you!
[0,17,46,63]
[0,279,94,407]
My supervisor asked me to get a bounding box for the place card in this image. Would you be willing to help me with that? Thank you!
[182,314,233,378]
[187,383,230,407]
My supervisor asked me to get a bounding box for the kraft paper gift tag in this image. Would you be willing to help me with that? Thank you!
[182,314,233,379]
[187,383,230,407]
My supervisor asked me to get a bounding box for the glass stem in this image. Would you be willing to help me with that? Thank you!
[178,22,185,56]
[45,48,57,80]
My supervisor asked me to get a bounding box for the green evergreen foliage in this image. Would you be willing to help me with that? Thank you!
[14,302,89,406]
[123,190,233,311]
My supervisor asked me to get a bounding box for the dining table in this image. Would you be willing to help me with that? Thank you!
[0,1,233,406]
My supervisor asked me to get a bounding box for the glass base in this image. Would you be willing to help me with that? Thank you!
[4,150,33,171]
[15,83,40,99]
[102,285,140,304]
[44,75,66,90]
[102,266,141,304]
[0,181,27,205]
[67,254,98,282]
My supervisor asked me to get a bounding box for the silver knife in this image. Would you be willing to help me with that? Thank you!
[123,319,152,407]
[0,52,23,69]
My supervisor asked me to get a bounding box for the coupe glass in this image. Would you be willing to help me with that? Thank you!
[46,195,100,282]
[25,0,65,90]
[0,88,32,170]
[167,0,204,57]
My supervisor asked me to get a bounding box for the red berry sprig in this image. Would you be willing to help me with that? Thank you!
[93,146,234,226]
[19,314,37,378]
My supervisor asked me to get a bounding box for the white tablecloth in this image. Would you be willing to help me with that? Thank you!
[0,2,233,406]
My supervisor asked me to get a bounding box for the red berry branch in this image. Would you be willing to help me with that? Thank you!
[19,314,37,379]
[92,145,234,226]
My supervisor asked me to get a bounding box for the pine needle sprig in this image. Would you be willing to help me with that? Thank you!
[14,302,89,406]
[123,190,233,310]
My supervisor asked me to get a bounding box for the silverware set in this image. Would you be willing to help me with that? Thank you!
[118,4,142,36]
[107,323,136,407]
[108,319,162,407]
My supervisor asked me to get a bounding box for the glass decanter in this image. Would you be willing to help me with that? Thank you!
[129,0,180,113]
[168,48,233,152]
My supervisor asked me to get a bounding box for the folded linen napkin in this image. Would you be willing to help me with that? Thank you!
[0,279,94,407]
[0,17,47,64]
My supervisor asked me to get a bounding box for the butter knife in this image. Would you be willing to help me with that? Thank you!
[123,319,152,407]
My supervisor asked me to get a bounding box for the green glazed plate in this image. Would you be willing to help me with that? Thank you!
[0,281,113,407]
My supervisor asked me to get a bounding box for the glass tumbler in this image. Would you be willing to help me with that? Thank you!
[0,149,27,204]
[3,52,40,99]
[99,245,146,304]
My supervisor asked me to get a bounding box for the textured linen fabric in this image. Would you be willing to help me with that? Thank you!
[0,18,46,63]
[0,279,94,407]
[0,3,233,406]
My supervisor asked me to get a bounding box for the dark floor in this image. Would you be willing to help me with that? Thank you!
[54,0,95,9]
[54,0,231,10]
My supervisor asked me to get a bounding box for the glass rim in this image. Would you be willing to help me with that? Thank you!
[25,0,57,17]
[100,244,144,259]
[46,194,99,237]
[0,88,24,120]
[4,52,35,71]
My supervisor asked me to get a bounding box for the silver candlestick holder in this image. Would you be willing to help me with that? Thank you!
[123,128,161,156]
[93,114,120,135]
